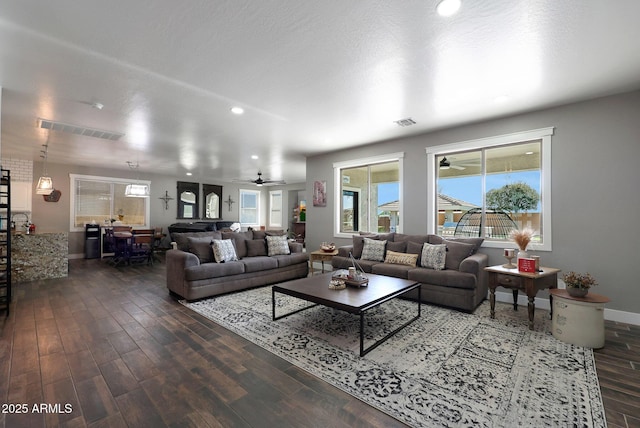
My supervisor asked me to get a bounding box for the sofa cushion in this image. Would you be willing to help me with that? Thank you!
[252,229,286,240]
[384,250,418,267]
[187,236,215,263]
[211,239,238,263]
[386,240,406,253]
[421,243,446,270]
[444,240,475,270]
[246,239,267,257]
[266,235,291,256]
[408,268,476,290]
[272,252,309,268]
[406,242,424,266]
[174,231,221,252]
[222,231,253,258]
[361,238,386,262]
[393,234,430,244]
[242,256,278,272]
[185,261,245,281]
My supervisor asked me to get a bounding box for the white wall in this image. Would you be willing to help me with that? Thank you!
[305,90,640,317]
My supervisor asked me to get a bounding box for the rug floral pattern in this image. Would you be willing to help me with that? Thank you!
[182,287,606,427]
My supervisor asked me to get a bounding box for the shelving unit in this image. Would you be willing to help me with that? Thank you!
[0,169,11,316]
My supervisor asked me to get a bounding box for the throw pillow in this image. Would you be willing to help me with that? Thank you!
[246,239,267,257]
[266,235,290,256]
[361,238,386,262]
[384,250,418,267]
[421,243,446,270]
[406,241,424,266]
[443,240,475,270]
[186,236,215,263]
[386,240,407,253]
[211,239,238,263]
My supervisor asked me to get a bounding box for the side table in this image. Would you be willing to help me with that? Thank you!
[485,265,561,330]
[549,289,610,348]
[309,249,338,275]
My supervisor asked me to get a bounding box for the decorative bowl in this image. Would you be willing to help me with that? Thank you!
[321,243,336,252]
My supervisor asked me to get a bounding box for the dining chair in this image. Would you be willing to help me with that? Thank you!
[129,229,154,265]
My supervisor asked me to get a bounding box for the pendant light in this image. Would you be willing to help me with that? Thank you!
[124,161,150,197]
[35,132,54,195]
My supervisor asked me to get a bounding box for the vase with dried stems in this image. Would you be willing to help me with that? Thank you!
[509,228,534,259]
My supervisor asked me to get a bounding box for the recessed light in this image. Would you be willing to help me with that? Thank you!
[437,0,461,17]
[251,155,259,160]
[186,172,193,176]
[231,106,244,115]
[494,95,510,103]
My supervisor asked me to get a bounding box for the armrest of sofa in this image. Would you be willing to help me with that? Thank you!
[459,252,489,295]
[288,241,304,253]
[337,245,353,257]
[166,249,200,298]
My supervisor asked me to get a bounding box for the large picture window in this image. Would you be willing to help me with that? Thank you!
[334,152,403,237]
[70,174,150,231]
[426,127,553,250]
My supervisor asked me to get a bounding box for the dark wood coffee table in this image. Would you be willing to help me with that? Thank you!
[272,272,421,356]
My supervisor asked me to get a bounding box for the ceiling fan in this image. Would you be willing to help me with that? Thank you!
[439,156,479,170]
[233,171,286,187]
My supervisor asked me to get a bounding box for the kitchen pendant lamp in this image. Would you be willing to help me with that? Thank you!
[36,132,54,195]
[125,161,150,197]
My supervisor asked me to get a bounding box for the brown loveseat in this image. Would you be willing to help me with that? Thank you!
[166,230,308,301]
[331,233,488,312]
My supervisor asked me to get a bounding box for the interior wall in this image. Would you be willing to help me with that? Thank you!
[27,161,304,255]
[305,90,640,315]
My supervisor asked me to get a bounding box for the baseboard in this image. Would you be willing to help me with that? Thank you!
[494,291,640,326]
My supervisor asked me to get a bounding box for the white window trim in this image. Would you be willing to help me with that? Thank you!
[426,127,553,251]
[333,152,404,239]
[269,190,283,228]
[239,188,261,228]
[69,173,151,232]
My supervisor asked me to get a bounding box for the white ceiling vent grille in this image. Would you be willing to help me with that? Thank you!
[38,118,125,141]
[394,117,416,127]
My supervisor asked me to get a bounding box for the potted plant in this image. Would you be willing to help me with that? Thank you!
[509,227,535,258]
[563,271,597,297]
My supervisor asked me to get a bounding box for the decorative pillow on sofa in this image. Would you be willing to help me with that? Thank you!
[246,239,267,257]
[444,240,475,270]
[421,243,446,270]
[187,236,215,263]
[361,237,386,262]
[384,250,418,267]
[211,239,238,263]
[386,240,406,253]
[266,235,290,256]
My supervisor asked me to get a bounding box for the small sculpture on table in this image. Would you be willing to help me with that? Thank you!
[332,252,368,287]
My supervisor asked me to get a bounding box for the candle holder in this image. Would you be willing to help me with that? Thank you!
[503,248,516,269]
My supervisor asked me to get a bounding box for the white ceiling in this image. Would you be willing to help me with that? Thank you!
[1,1,640,184]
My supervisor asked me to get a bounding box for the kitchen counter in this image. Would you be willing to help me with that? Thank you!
[12,232,69,283]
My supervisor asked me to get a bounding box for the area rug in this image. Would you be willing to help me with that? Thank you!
[181,287,606,427]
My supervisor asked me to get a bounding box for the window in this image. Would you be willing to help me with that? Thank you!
[70,174,150,231]
[239,189,260,227]
[269,190,283,228]
[333,152,403,238]
[426,127,553,250]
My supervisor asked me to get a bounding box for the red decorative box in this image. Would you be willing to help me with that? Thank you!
[518,258,537,273]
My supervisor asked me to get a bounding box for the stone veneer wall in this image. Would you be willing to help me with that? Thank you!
[12,232,68,283]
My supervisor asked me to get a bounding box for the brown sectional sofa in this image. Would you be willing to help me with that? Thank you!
[331,233,488,312]
[166,229,309,301]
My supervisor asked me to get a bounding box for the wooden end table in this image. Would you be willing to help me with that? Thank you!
[309,249,338,275]
[485,265,561,330]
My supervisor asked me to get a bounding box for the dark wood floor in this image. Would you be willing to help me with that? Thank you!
[0,259,638,427]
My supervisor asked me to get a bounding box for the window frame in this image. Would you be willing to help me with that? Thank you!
[239,188,261,228]
[269,190,283,228]
[333,152,404,238]
[69,173,151,232]
[426,127,553,251]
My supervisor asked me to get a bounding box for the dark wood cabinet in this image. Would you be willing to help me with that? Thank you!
[292,222,306,244]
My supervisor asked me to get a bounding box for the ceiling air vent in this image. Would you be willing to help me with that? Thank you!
[394,117,416,127]
[38,118,125,141]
